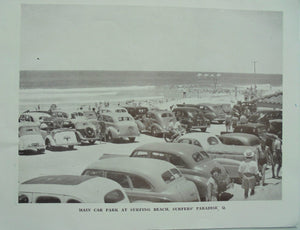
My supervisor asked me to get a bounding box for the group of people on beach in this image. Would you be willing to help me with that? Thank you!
[207,137,282,201]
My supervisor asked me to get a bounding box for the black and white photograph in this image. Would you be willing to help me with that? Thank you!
[1,0,299,230]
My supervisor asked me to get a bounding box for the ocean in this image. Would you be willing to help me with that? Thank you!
[19,70,282,113]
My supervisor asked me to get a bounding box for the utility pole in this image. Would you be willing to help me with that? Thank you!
[252,60,257,74]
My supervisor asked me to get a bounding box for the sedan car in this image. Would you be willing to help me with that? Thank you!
[233,123,268,141]
[219,133,261,146]
[82,157,200,203]
[130,143,233,200]
[19,122,45,154]
[40,124,79,150]
[175,132,258,162]
[101,112,139,142]
[19,175,129,203]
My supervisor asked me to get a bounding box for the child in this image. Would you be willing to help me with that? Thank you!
[207,167,222,201]
[238,150,259,199]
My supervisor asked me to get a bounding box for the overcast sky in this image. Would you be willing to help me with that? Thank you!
[20,4,282,74]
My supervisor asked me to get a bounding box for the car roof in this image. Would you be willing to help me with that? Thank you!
[236,123,266,128]
[20,175,123,202]
[84,157,178,188]
[173,107,200,111]
[22,112,51,119]
[220,133,259,140]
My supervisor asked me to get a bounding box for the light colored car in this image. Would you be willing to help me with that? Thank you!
[19,111,52,124]
[19,122,45,154]
[130,143,233,200]
[101,112,139,142]
[19,175,129,203]
[100,107,128,114]
[40,125,79,150]
[175,132,258,161]
[82,158,200,203]
[219,133,260,146]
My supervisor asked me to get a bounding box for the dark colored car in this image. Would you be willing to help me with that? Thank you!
[233,123,267,141]
[176,104,217,122]
[248,110,282,126]
[130,143,232,201]
[219,133,261,146]
[140,110,175,136]
[124,106,149,119]
[172,107,210,132]
[268,119,282,139]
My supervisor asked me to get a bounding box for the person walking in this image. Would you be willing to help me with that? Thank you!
[257,139,273,184]
[273,136,282,179]
[225,112,232,132]
[238,150,259,199]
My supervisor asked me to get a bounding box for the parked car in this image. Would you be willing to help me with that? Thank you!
[219,133,261,146]
[71,119,101,144]
[19,175,129,203]
[130,143,233,200]
[203,103,231,124]
[175,132,258,162]
[139,109,175,136]
[248,110,282,126]
[19,122,45,154]
[268,119,282,139]
[233,123,268,141]
[101,113,139,142]
[40,124,79,150]
[124,106,149,131]
[176,104,217,122]
[19,111,52,124]
[172,107,210,132]
[99,107,128,114]
[49,110,73,128]
[82,157,200,202]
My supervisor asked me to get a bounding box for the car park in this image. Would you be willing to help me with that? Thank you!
[124,106,149,131]
[176,104,217,122]
[19,175,129,203]
[203,103,231,124]
[140,109,174,136]
[49,110,74,128]
[172,107,210,132]
[248,110,282,126]
[40,124,79,150]
[19,111,52,124]
[233,123,268,141]
[101,112,139,142]
[19,122,45,154]
[82,157,200,203]
[130,143,233,200]
[219,133,261,146]
[71,119,101,144]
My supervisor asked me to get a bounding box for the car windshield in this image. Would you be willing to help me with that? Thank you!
[187,111,198,117]
[118,117,133,122]
[19,126,41,136]
[115,109,127,113]
[161,113,173,118]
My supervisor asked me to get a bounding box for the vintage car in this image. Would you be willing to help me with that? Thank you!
[219,133,261,146]
[138,109,174,136]
[175,132,258,162]
[40,124,79,150]
[19,111,52,124]
[19,122,45,154]
[99,107,128,114]
[49,110,73,128]
[268,119,282,139]
[101,112,139,142]
[123,106,149,131]
[248,110,282,126]
[130,143,233,200]
[233,123,268,141]
[82,157,200,202]
[19,175,129,203]
[176,104,217,122]
[172,107,210,132]
[202,103,231,124]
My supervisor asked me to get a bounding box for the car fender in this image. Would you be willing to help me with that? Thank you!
[135,120,145,131]
[150,123,163,132]
[106,126,119,138]
[213,158,240,179]
[45,135,55,146]
[183,174,208,200]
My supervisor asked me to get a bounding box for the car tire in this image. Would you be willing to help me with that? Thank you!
[201,128,207,132]
[39,149,45,154]
[107,132,114,143]
[45,139,52,151]
[128,137,135,143]
[68,145,74,150]
[151,126,159,137]
[88,140,96,144]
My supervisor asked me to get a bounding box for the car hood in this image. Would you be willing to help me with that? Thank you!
[206,144,257,155]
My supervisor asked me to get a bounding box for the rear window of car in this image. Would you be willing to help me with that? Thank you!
[192,151,209,162]
[131,151,149,158]
[118,117,133,121]
[36,196,61,203]
[104,189,125,203]
[129,175,152,190]
[161,113,173,118]
[82,169,105,177]
[106,172,130,188]
[161,168,182,184]
[207,136,219,145]
[19,127,40,136]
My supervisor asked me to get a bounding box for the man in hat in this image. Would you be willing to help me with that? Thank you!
[238,149,259,199]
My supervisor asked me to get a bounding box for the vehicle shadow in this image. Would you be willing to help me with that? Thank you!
[47,146,78,152]
[19,150,45,156]
[106,139,139,144]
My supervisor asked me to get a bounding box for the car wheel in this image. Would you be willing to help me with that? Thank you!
[107,132,114,143]
[201,128,207,132]
[151,126,159,137]
[68,145,74,150]
[128,137,135,143]
[45,139,52,150]
[39,149,45,154]
[88,140,96,144]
